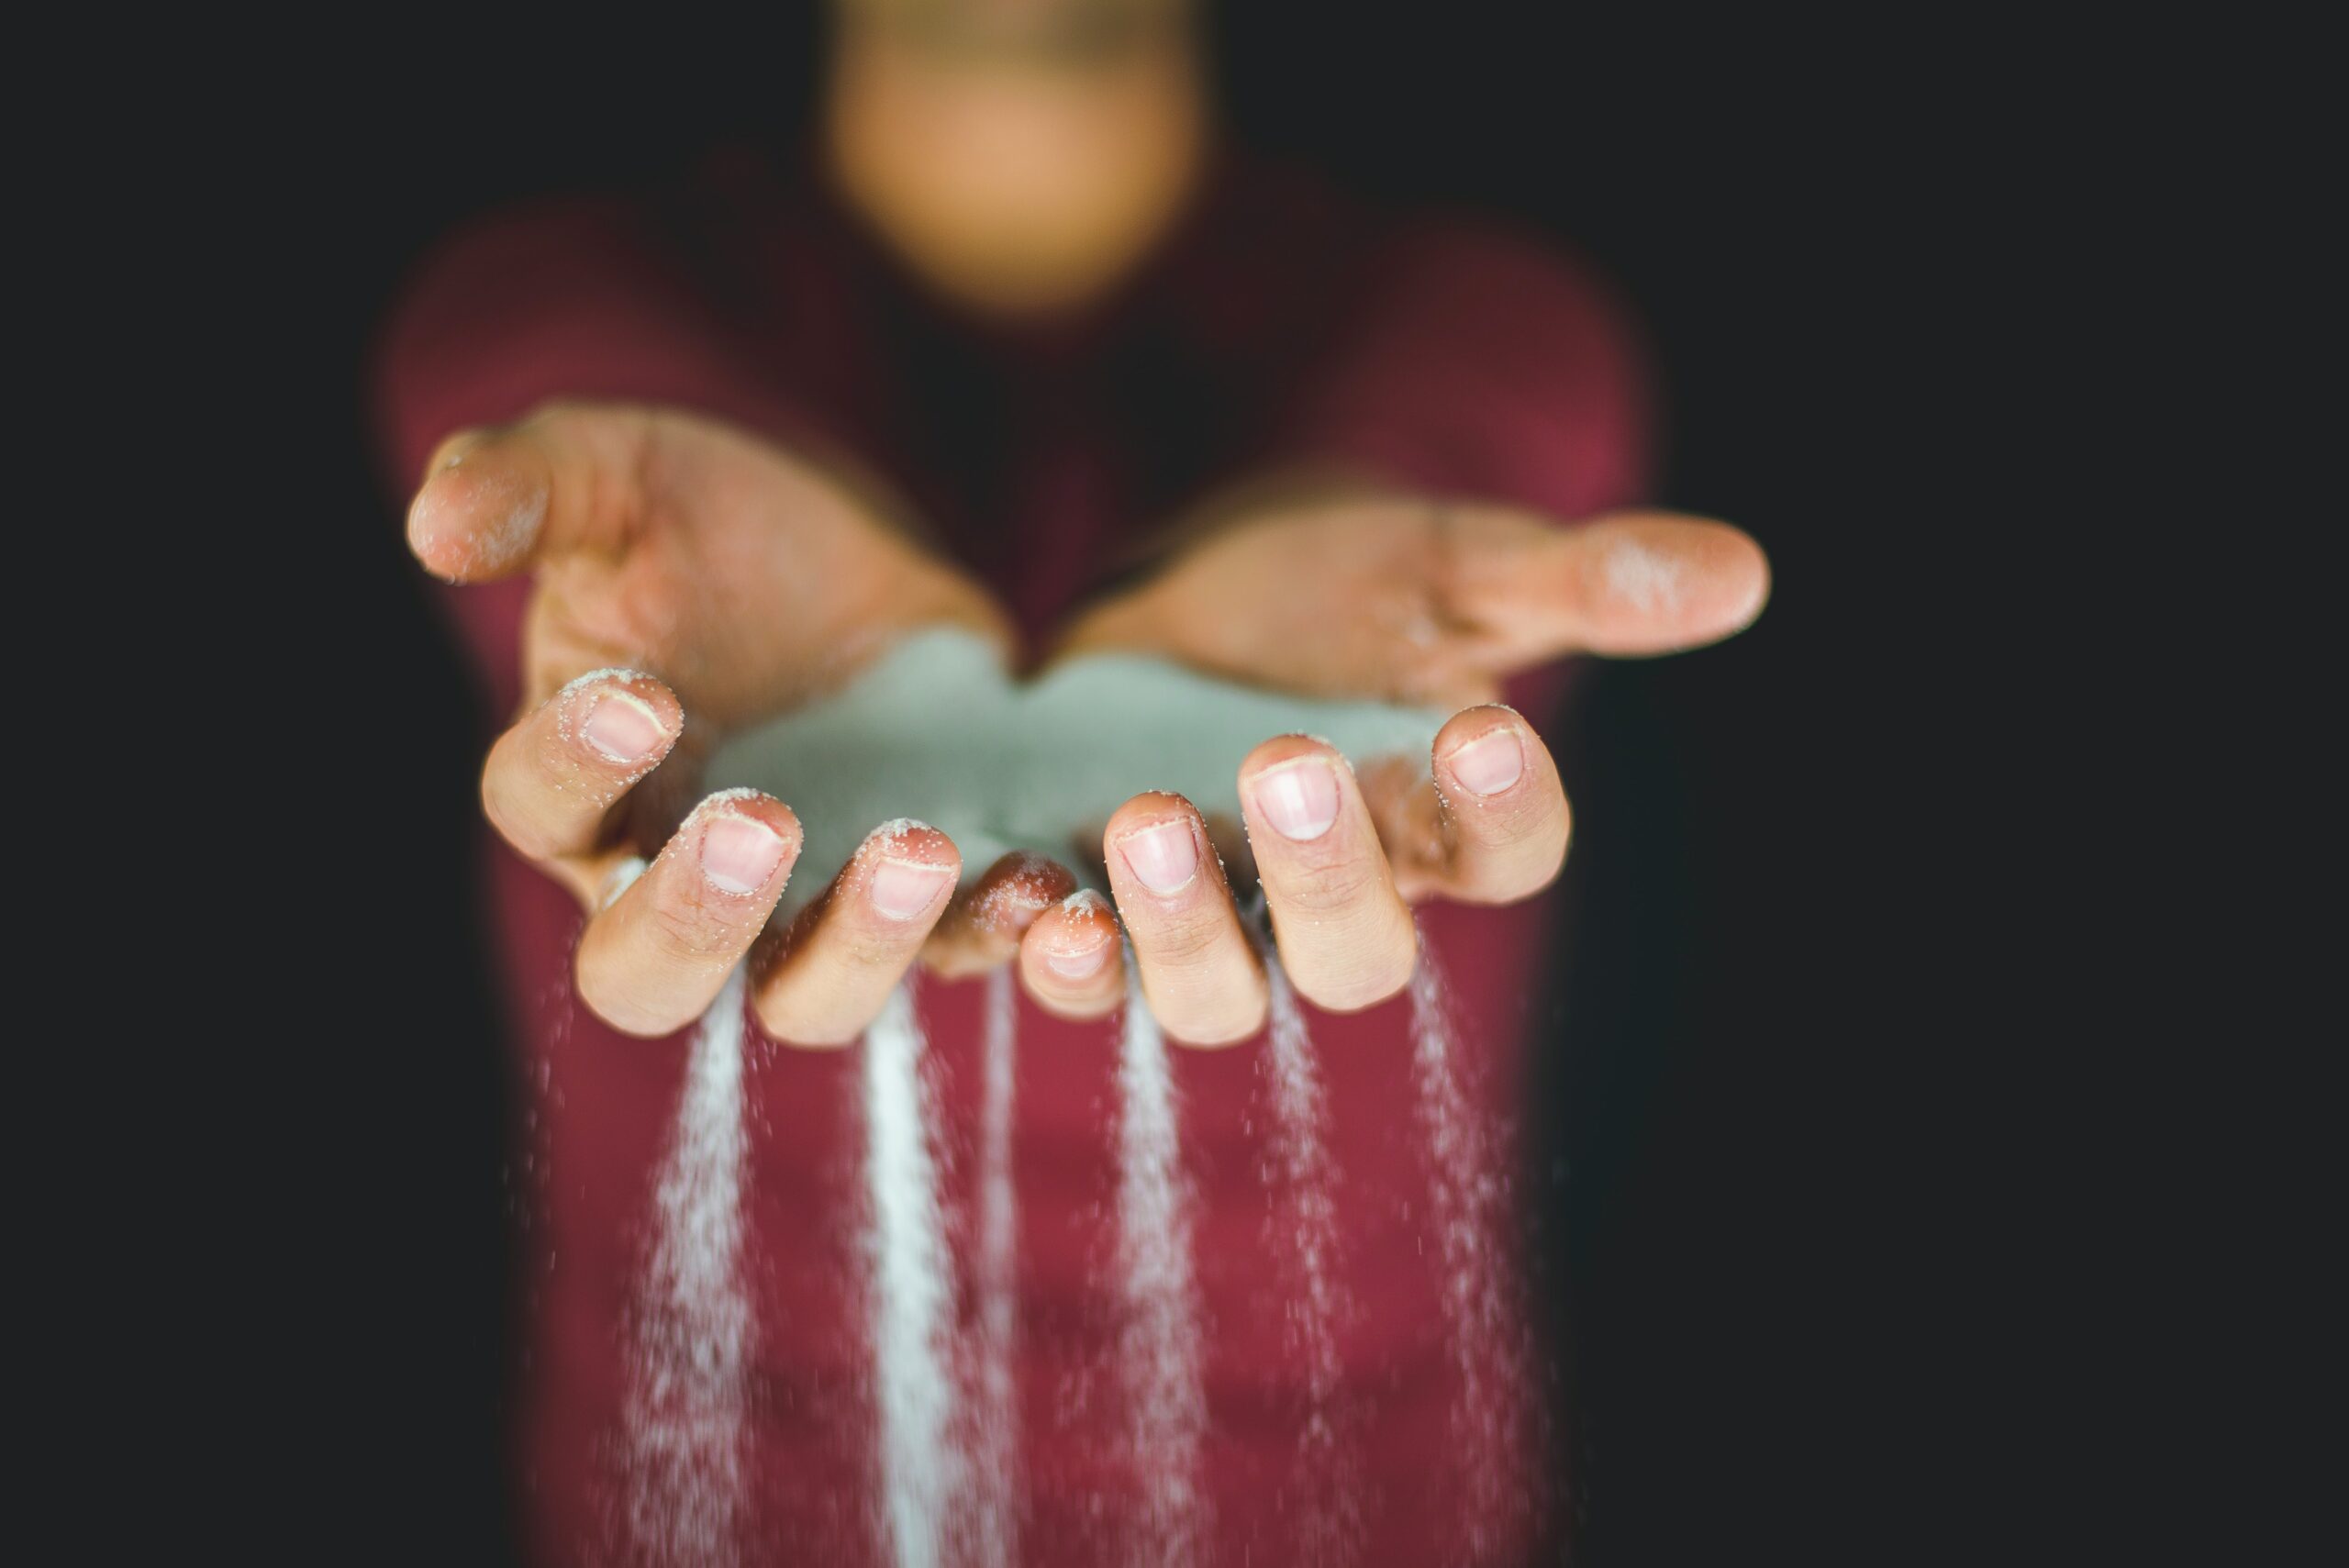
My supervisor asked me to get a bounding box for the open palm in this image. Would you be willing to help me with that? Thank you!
[409,406,1769,1047]
[1017,492,1770,1040]
[412,402,1008,728]
[408,401,1021,1040]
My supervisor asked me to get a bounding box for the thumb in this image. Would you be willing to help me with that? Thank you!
[406,402,652,582]
[1450,507,1772,664]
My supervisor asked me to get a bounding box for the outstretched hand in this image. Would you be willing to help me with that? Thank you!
[1022,495,1771,1042]
[408,401,1038,1041]
[413,409,1768,1046]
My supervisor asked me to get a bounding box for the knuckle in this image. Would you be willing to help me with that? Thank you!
[1133,909,1233,970]
[647,889,753,964]
[1456,789,1558,847]
[841,928,924,971]
[1452,791,1572,876]
[1460,833,1569,905]
[1275,853,1385,916]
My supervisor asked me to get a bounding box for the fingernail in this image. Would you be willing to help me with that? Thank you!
[1043,936,1112,980]
[1118,819,1199,895]
[1249,758,1341,841]
[701,814,787,895]
[437,430,486,473]
[870,857,953,920]
[581,691,668,763]
[1443,728,1527,796]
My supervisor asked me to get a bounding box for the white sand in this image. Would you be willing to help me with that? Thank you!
[621,635,1550,1562]
[1408,940,1538,1561]
[967,969,1022,1566]
[864,981,962,1568]
[624,968,754,1567]
[1256,929,1362,1563]
[703,628,1446,918]
[1115,957,1208,1566]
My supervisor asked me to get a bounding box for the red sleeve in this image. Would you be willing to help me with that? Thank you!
[1276,221,1656,524]
[368,197,816,718]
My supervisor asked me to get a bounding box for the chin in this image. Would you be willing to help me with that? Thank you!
[828,47,1207,316]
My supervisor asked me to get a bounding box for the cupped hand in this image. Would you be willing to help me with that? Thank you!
[1025,495,1772,1044]
[409,400,1058,1042]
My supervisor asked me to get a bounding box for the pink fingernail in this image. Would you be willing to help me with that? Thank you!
[1443,728,1526,796]
[701,814,787,895]
[581,691,668,763]
[870,858,953,920]
[1043,938,1112,980]
[1250,758,1341,841]
[1118,819,1199,895]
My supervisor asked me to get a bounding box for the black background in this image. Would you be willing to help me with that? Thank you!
[250,5,2088,1562]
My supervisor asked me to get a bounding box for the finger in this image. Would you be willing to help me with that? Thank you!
[1237,735,1420,1012]
[1102,793,1266,1047]
[1362,706,1573,905]
[752,820,962,1046]
[1017,889,1126,1020]
[925,851,1079,979]
[576,789,804,1037]
[406,401,653,582]
[1445,506,1772,666]
[481,668,681,878]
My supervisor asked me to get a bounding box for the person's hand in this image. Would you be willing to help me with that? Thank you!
[1018,495,1772,1044]
[408,400,1062,1043]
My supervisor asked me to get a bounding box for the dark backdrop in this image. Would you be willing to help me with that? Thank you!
[277,6,2038,1562]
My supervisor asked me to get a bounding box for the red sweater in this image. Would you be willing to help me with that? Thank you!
[374,151,1649,1568]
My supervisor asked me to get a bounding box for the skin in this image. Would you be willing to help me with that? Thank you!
[828,0,1205,315]
[406,0,1775,1047]
[408,406,1767,1046]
